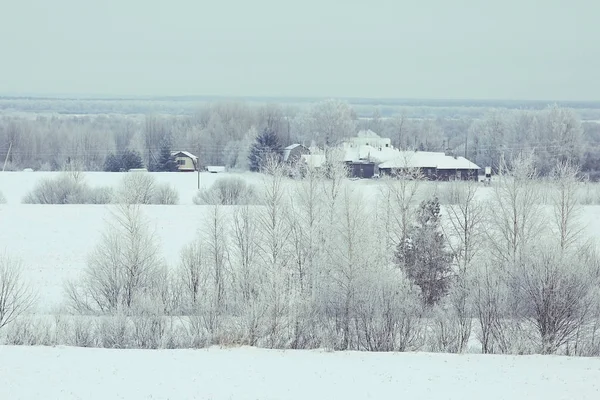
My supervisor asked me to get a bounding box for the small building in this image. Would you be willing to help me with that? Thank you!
[346,160,379,179]
[378,151,480,181]
[206,165,226,173]
[171,151,198,172]
[283,144,310,164]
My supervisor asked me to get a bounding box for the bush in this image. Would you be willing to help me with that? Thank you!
[22,173,113,204]
[152,183,179,205]
[193,177,256,205]
[115,172,179,205]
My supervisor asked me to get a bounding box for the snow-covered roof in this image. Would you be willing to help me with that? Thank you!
[172,151,198,160]
[283,144,307,162]
[378,151,480,170]
[356,129,381,138]
[343,144,399,164]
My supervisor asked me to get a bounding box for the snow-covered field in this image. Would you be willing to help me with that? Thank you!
[1,345,600,400]
[0,170,265,205]
[3,171,600,400]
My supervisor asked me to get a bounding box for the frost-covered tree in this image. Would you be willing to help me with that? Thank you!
[154,136,178,172]
[396,197,453,306]
[487,152,544,265]
[248,128,283,172]
[0,254,36,330]
[550,161,584,252]
[65,203,163,313]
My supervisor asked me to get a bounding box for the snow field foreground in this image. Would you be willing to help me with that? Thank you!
[1,346,600,400]
[0,204,211,312]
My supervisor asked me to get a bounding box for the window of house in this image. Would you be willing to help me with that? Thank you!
[177,159,185,166]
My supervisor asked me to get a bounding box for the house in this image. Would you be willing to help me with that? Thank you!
[378,151,480,181]
[171,151,198,172]
[341,132,480,180]
[283,144,310,164]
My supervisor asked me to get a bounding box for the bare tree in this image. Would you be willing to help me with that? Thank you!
[326,184,369,349]
[443,180,485,272]
[516,247,597,354]
[309,99,356,146]
[487,152,545,265]
[179,240,206,307]
[551,161,585,252]
[0,254,36,330]
[203,204,229,311]
[378,153,424,253]
[116,172,156,205]
[257,156,291,347]
[66,203,162,313]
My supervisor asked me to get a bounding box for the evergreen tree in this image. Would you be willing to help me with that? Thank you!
[103,154,121,172]
[395,196,453,306]
[103,150,144,172]
[153,136,179,172]
[248,128,283,172]
[121,150,144,171]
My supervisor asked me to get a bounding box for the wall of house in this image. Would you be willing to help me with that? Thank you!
[348,162,377,178]
[288,146,310,164]
[175,156,195,171]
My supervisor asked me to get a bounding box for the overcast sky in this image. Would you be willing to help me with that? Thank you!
[0,0,598,100]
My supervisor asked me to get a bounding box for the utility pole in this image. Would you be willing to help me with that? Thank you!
[465,128,468,158]
[2,142,12,172]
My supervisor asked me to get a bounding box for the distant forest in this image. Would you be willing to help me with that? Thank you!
[1,97,600,179]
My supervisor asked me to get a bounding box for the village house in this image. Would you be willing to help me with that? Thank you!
[171,151,198,172]
[342,131,480,180]
[283,144,310,164]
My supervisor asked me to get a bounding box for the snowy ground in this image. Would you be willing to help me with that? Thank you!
[2,171,600,399]
[1,345,599,400]
[0,170,265,205]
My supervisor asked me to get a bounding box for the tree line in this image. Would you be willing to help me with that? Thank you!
[1,100,600,178]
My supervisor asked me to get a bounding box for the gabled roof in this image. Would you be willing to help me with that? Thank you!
[283,143,308,162]
[284,144,303,150]
[171,151,198,160]
[378,151,480,170]
[356,129,382,138]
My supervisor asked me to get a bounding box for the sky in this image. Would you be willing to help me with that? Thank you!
[0,0,598,101]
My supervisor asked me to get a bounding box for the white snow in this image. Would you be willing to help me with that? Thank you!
[0,204,210,312]
[1,345,599,400]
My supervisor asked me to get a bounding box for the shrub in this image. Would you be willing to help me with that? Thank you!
[152,183,179,205]
[22,173,113,204]
[115,172,179,205]
[87,186,115,204]
[193,177,256,205]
